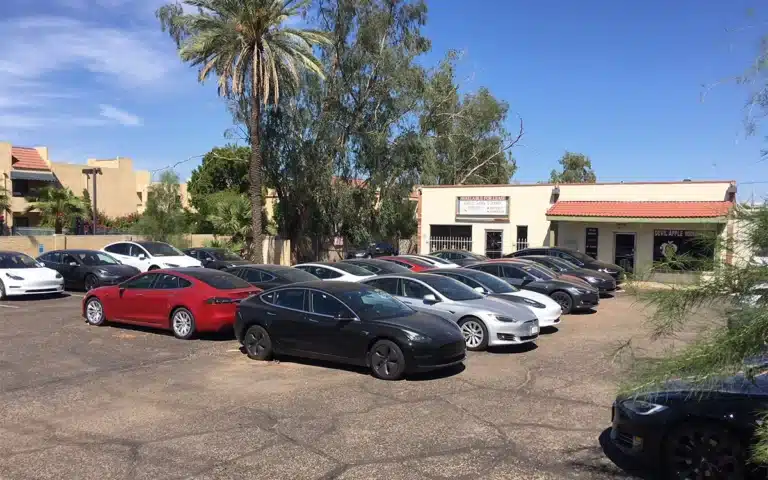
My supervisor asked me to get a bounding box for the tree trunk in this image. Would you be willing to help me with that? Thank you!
[249,91,264,263]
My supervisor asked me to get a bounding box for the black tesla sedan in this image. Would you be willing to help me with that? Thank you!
[37,249,139,291]
[611,373,768,479]
[466,261,599,313]
[506,247,624,282]
[234,281,466,380]
[430,249,488,266]
[518,255,617,293]
[345,242,398,259]
[183,247,250,270]
[340,258,411,275]
[224,264,318,290]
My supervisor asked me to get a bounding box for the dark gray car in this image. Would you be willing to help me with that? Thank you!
[430,250,488,266]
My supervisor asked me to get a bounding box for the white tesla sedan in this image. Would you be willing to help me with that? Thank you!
[294,262,375,282]
[428,268,562,327]
[0,251,64,299]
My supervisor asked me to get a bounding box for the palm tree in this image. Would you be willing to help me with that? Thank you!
[157,0,330,261]
[25,187,86,234]
[207,193,252,244]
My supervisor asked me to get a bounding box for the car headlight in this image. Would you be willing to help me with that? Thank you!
[522,298,546,309]
[574,288,593,295]
[584,276,599,283]
[96,269,111,276]
[599,268,617,274]
[5,273,24,281]
[404,330,431,342]
[620,399,668,415]
[164,263,179,268]
[490,314,519,323]
[55,273,63,279]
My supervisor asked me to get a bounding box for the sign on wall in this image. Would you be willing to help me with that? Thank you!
[652,229,714,269]
[585,227,598,259]
[455,196,509,220]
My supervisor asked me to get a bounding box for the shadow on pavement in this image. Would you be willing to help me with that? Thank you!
[600,292,616,299]
[1,292,74,302]
[486,342,538,355]
[104,322,236,342]
[540,326,559,334]
[570,308,597,316]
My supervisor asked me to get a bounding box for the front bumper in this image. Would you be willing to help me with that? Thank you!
[591,279,617,293]
[572,291,599,310]
[407,339,466,373]
[488,319,539,346]
[610,401,666,462]
[533,306,562,327]
[4,281,64,296]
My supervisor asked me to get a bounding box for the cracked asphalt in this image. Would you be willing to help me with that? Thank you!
[0,291,657,479]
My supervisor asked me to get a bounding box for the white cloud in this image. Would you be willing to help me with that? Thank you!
[99,104,142,126]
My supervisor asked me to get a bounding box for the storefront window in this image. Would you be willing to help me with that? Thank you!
[652,229,715,271]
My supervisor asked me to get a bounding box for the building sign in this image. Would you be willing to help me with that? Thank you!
[585,227,599,259]
[653,229,714,270]
[456,196,509,220]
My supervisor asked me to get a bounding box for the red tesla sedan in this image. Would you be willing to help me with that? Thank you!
[82,268,260,339]
[378,256,434,272]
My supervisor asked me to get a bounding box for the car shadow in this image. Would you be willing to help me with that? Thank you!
[600,292,616,299]
[486,342,538,354]
[594,428,658,479]
[103,322,236,342]
[238,348,466,381]
[570,308,597,315]
[1,292,72,302]
[540,326,559,334]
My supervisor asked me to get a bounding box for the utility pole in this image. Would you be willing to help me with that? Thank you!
[82,168,102,234]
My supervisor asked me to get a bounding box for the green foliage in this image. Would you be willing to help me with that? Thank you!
[187,145,249,212]
[420,51,520,185]
[25,187,87,234]
[135,171,188,242]
[621,205,768,462]
[549,151,597,183]
[0,186,9,215]
[206,191,251,243]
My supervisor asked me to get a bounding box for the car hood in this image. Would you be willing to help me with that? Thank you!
[629,374,768,405]
[568,268,614,281]
[459,296,538,321]
[587,260,623,272]
[494,290,561,309]
[538,278,597,292]
[2,266,61,281]
[94,265,140,277]
[375,311,463,341]
[151,255,201,267]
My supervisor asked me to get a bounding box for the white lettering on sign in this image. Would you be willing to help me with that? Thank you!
[456,196,509,217]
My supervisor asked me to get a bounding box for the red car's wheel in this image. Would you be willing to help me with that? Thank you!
[171,308,196,340]
[85,297,106,326]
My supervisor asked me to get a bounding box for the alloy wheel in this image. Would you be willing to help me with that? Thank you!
[85,299,103,325]
[551,292,572,313]
[460,320,484,348]
[372,344,400,377]
[666,426,743,479]
[173,310,193,338]
[245,330,269,357]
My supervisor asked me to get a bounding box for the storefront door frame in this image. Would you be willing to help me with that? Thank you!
[613,232,636,273]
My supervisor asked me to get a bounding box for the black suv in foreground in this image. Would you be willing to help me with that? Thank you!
[507,247,624,282]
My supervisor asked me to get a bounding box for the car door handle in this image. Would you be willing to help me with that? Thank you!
[266,312,276,316]
[307,317,320,323]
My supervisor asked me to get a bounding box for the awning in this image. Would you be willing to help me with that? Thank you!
[9,170,57,182]
[546,201,732,223]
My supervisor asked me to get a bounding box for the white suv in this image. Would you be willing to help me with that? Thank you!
[101,241,202,272]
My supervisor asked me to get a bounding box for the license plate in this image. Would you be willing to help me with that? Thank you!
[530,325,539,335]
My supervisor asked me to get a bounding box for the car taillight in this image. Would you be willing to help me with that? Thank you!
[206,297,238,304]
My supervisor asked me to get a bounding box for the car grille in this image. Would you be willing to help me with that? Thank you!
[612,428,634,448]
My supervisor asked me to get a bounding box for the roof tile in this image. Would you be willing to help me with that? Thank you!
[11,147,49,171]
[546,201,731,218]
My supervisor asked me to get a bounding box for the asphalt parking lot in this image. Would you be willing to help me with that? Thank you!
[0,291,664,479]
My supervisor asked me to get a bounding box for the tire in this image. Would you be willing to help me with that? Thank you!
[369,339,406,380]
[84,297,106,326]
[551,291,574,314]
[84,274,99,291]
[458,317,489,351]
[0,280,6,300]
[663,422,746,479]
[243,325,273,361]
[170,308,196,340]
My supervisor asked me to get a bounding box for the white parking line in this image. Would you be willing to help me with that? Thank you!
[0,304,20,309]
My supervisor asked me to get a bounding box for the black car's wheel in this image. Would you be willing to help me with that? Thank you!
[170,308,196,340]
[458,317,489,351]
[0,280,5,300]
[663,422,746,479]
[243,325,273,361]
[84,274,99,291]
[369,339,406,380]
[84,297,106,326]
[148,265,160,271]
[550,291,574,314]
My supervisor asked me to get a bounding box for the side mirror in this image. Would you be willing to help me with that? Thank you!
[138,254,146,260]
[69,262,77,267]
[473,286,487,294]
[423,293,439,304]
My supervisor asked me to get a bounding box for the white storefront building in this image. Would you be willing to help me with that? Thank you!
[417,180,737,278]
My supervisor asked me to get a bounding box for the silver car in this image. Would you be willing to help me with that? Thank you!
[361,273,539,351]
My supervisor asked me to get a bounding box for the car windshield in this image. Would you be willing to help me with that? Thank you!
[523,264,556,280]
[77,252,120,266]
[462,271,518,293]
[210,249,241,261]
[138,242,182,257]
[420,256,451,265]
[547,257,579,271]
[332,263,373,276]
[421,275,483,301]
[560,249,592,262]
[0,253,41,269]
[339,288,413,320]
[401,257,434,268]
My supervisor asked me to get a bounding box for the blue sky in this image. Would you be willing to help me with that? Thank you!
[1,0,767,199]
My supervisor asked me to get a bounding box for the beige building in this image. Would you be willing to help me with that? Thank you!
[0,142,188,233]
[418,180,737,277]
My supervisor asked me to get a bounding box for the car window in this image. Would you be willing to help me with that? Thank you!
[402,279,430,298]
[123,274,157,289]
[43,252,61,263]
[501,265,526,279]
[441,273,482,290]
[354,263,380,274]
[332,262,373,276]
[0,253,41,269]
[365,277,400,295]
[554,250,584,265]
[154,274,182,289]
[526,249,546,255]
[185,250,197,259]
[303,266,341,279]
[310,291,352,317]
[244,269,263,283]
[62,254,78,265]
[105,243,129,256]
[137,242,183,257]
[472,264,500,276]
[274,289,305,310]
[261,291,275,304]
[128,244,148,258]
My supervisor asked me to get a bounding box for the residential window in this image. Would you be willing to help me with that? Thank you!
[516,226,529,251]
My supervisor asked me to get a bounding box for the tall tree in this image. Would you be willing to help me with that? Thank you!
[136,171,188,242]
[25,187,86,234]
[157,0,331,261]
[420,51,521,185]
[549,151,597,183]
[206,191,252,246]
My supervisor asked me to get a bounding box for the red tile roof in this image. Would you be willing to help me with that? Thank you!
[11,147,49,171]
[546,201,732,218]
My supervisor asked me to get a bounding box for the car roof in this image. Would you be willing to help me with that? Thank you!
[364,272,443,281]
[268,280,375,293]
[343,258,396,265]
[237,264,301,273]
[428,268,476,275]
[164,268,239,280]
[49,249,103,254]
[295,262,335,267]
[0,250,24,255]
